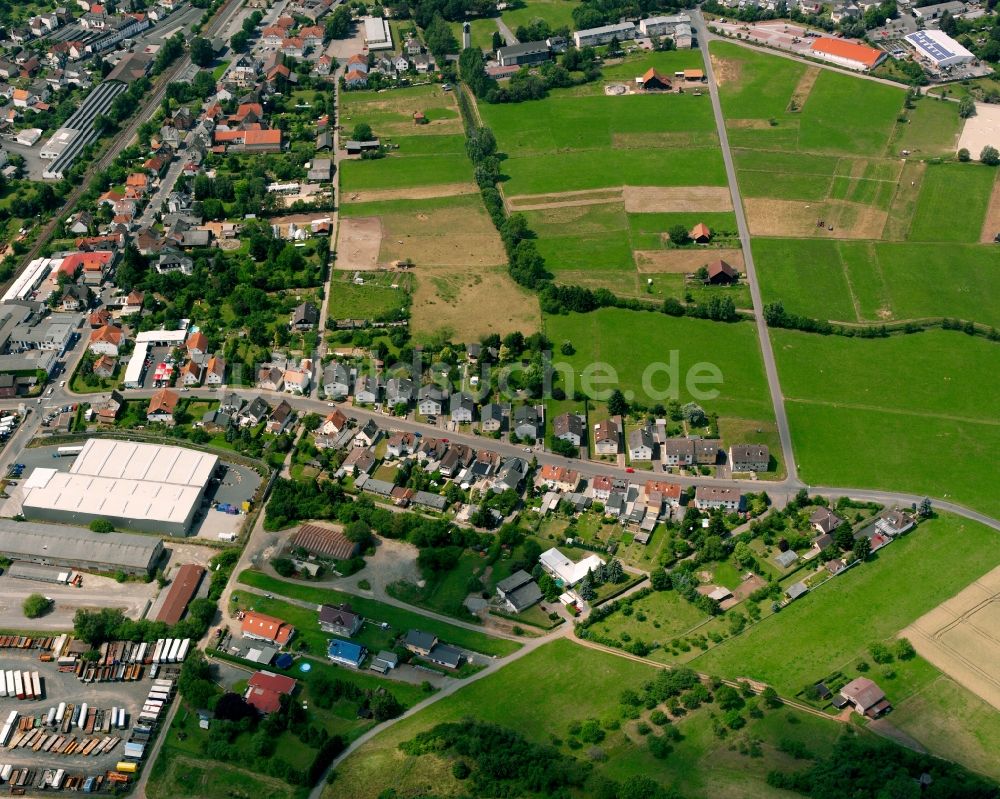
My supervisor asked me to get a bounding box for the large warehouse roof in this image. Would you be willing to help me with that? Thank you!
[904,29,974,65]
[0,519,162,571]
[21,439,218,531]
[810,37,885,68]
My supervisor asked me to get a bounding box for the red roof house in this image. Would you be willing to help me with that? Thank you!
[245,670,297,714]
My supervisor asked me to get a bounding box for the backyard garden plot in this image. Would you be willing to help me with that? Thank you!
[545,309,774,422]
[754,238,1000,326]
[692,514,1000,700]
[906,162,996,243]
[903,564,1000,714]
[327,271,411,322]
[772,329,1000,517]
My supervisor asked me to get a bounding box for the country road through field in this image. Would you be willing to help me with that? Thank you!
[694,10,799,486]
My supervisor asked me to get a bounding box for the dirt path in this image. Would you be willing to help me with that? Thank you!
[342,182,479,204]
[980,172,1000,243]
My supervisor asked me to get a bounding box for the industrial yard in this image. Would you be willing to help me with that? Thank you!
[0,635,188,793]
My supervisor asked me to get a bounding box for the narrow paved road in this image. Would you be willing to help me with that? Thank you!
[496,18,518,46]
[695,11,799,485]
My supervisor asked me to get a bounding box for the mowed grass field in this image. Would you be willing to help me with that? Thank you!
[692,514,1000,699]
[501,0,579,33]
[753,238,1000,326]
[339,85,471,192]
[545,309,774,422]
[713,41,906,157]
[772,329,1000,516]
[480,52,726,197]
[326,638,846,799]
[906,162,995,242]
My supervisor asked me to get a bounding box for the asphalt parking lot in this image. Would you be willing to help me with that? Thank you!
[190,462,262,541]
[0,651,161,774]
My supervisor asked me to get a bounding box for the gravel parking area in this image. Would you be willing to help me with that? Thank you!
[0,652,162,774]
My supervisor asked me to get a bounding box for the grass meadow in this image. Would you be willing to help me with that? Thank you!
[772,329,1000,516]
[501,0,579,32]
[753,238,1000,326]
[545,309,774,422]
[692,514,1000,699]
[891,676,1000,781]
[325,638,847,799]
[906,163,995,242]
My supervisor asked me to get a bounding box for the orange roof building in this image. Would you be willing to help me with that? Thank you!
[89,324,123,347]
[809,38,886,70]
[186,330,208,354]
[689,223,711,242]
[147,387,179,417]
[241,611,295,646]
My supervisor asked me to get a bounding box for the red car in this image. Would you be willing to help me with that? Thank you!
[625,467,635,473]
[440,437,449,443]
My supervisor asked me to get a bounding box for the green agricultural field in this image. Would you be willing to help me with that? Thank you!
[325,638,847,799]
[754,238,1000,326]
[906,163,995,243]
[712,40,808,120]
[340,83,463,137]
[546,309,774,421]
[339,144,472,191]
[237,570,520,657]
[327,272,411,322]
[889,96,963,156]
[712,41,905,157]
[796,70,904,157]
[501,0,579,33]
[772,328,1000,516]
[693,514,1000,699]
[891,676,1000,781]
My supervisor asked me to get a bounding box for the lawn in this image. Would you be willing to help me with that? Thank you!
[340,83,464,138]
[906,163,995,243]
[501,0,579,33]
[339,150,472,191]
[237,570,521,657]
[890,675,1000,781]
[692,513,1000,699]
[753,238,1000,326]
[386,549,485,622]
[324,638,850,799]
[327,272,411,322]
[587,589,710,648]
[713,40,808,120]
[545,309,774,422]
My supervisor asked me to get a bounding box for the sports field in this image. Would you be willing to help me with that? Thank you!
[772,329,1000,517]
[692,514,1000,700]
[326,638,846,799]
[545,309,774,422]
[753,238,1000,326]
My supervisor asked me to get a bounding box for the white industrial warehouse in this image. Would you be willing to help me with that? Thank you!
[904,29,975,68]
[20,439,219,536]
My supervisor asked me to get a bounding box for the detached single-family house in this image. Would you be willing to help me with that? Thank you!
[354,374,380,404]
[323,362,351,399]
[88,324,123,357]
[290,301,319,330]
[146,387,179,424]
[205,355,226,385]
[810,507,844,535]
[327,638,366,668]
[839,677,891,718]
[480,402,505,432]
[553,412,584,447]
[539,547,605,588]
[513,405,542,440]
[592,419,619,455]
[537,464,581,492]
[417,385,446,416]
[495,570,543,613]
[179,360,203,386]
[662,438,694,467]
[385,377,415,406]
[319,604,363,637]
[628,426,655,461]
[319,409,347,435]
[449,391,475,423]
[241,612,296,646]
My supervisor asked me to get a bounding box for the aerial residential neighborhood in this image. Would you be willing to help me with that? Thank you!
[0,0,992,796]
